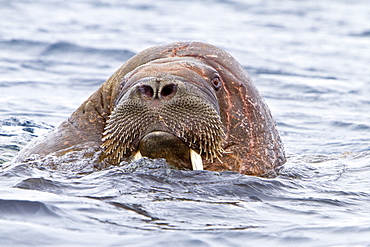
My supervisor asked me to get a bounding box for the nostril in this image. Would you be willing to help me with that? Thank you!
[161,84,177,98]
[137,85,154,99]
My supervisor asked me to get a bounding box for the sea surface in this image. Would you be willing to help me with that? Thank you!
[1,0,370,246]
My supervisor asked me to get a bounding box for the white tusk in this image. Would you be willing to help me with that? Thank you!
[190,149,203,170]
[133,150,142,161]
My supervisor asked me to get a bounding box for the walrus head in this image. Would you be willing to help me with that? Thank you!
[15,41,285,176]
[101,57,226,170]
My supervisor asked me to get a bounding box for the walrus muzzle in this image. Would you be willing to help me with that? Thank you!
[100,63,226,170]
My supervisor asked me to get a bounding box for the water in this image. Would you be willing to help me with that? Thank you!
[1,0,369,246]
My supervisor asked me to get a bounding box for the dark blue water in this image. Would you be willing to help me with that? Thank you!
[1,0,370,246]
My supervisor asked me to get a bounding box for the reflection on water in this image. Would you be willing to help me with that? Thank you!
[1,0,369,245]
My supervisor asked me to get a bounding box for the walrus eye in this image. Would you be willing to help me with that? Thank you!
[211,74,222,91]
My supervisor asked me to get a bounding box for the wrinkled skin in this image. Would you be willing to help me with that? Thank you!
[16,41,286,176]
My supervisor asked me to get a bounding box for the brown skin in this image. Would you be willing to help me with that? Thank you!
[16,41,286,176]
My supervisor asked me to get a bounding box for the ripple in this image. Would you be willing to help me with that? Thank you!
[0,199,60,218]
[0,116,52,129]
[330,120,370,131]
[40,41,135,62]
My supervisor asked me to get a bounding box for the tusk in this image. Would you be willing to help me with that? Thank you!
[190,149,203,170]
[133,150,142,161]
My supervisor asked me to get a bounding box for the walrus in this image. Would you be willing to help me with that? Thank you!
[16,41,286,176]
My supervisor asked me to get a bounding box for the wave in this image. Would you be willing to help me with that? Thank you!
[40,41,135,62]
[0,39,136,63]
[0,199,60,218]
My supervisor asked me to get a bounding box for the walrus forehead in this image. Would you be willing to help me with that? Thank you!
[121,57,219,90]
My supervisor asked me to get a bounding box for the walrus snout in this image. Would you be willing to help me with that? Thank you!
[101,75,225,167]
